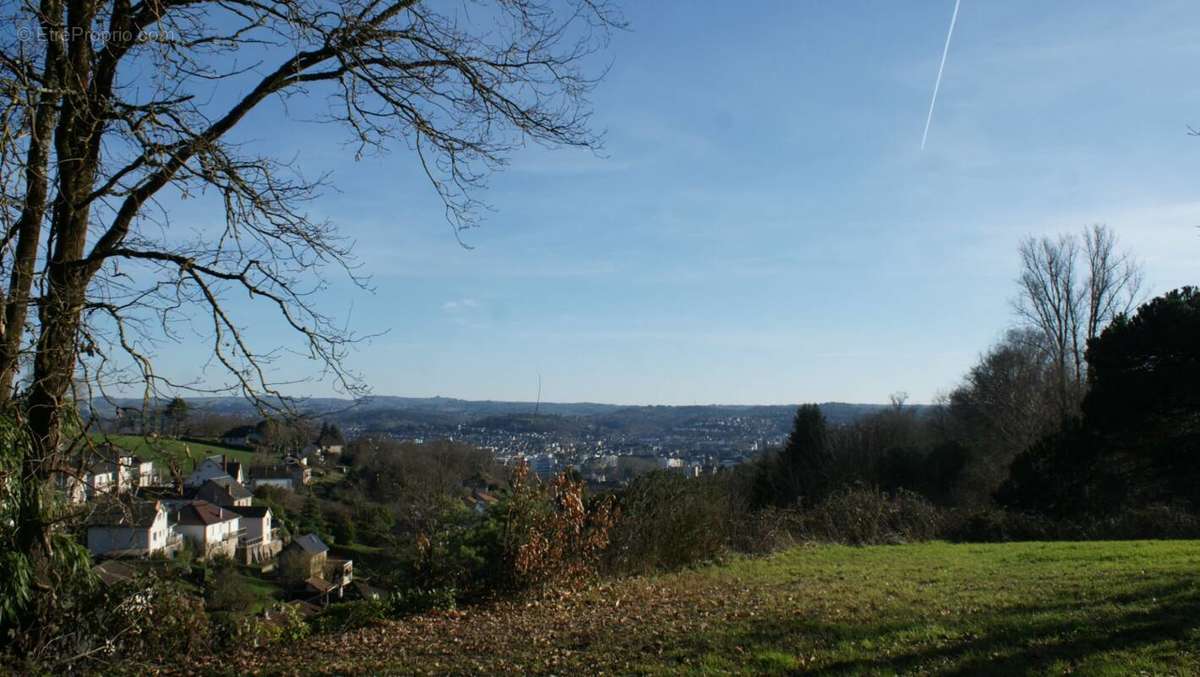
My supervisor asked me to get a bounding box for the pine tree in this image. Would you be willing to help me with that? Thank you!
[779,404,833,507]
[298,497,327,539]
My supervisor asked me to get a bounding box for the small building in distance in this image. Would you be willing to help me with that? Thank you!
[280,533,328,582]
[219,424,263,448]
[63,449,157,503]
[186,454,245,488]
[279,532,354,604]
[248,463,310,491]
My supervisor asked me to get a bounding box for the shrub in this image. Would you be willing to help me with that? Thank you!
[730,506,807,555]
[400,502,496,598]
[494,463,615,591]
[89,574,213,667]
[947,504,1200,543]
[800,488,945,545]
[605,472,741,574]
[274,603,312,643]
[946,508,1065,542]
[309,599,390,634]
[389,586,458,615]
[400,463,615,599]
[205,570,259,613]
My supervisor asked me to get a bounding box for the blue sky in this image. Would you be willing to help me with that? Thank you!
[154,0,1200,405]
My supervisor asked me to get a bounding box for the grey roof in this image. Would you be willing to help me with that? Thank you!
[87,500,162,529]
[206,476,252,499]
[290,533,328,554]
[250,464,297,480]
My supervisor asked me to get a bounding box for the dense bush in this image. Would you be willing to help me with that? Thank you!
[90,574,213,668]
[945,508,1066,542]
[1099,504,1200,539]
[605,471,741,574]
[389,586,458,615]
[308,598,391,634]
[947,504,1200,543]
[730,505,808,555]
[798,488,946,545]
[397,464,614,600]
[488,464,615,591]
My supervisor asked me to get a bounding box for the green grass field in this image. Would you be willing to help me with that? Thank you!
[89,433,263,472]
[212,540,1200,675]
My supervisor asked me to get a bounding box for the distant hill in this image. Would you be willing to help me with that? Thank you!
[84,395,936,438]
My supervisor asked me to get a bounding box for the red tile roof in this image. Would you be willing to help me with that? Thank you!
[175,499,239,526]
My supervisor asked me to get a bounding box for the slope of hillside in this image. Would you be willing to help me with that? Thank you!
[208,541,1200,675]
[91,434,261,471]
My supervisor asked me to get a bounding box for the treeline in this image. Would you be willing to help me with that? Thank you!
[745,226,1200,539]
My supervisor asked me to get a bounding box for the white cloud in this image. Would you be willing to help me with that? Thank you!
[441,298,480,313]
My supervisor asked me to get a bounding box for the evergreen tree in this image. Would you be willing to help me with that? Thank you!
[298,497,328,539]
[756,404,834,508]
[317,421,345,447]
[1000,287,1200,515]
[164,397,190,437]
[330,511,356,545]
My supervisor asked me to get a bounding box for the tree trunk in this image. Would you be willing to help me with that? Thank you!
[0,0,66,403]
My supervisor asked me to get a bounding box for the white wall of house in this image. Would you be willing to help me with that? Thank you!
[88,526,148,555]
[251,477,294,491]
[185,460,230,488]
[88,470,117,499]
[87,509,168,557]
[177,516,241,559]
[133,460,156,487]
[238,512,271,544]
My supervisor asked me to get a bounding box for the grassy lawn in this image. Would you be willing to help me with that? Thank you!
[89,433,265,471]
[236,571,286,614]
[210,540,1200,675]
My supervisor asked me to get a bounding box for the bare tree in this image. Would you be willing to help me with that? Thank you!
[1082,224,1144,350]
[1014,225,1142,421]
[0,0,621,632]
[947,328,1057,506]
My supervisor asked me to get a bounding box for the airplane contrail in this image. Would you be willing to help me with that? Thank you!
[921,0,961,151]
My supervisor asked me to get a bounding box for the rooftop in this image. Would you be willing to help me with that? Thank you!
[175,500,239,526]
[86,499,162,529]
[290,533,328,555]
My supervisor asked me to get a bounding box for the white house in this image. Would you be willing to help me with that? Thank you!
[229,505,273,544]
[303,442,344,458]
[174,500,242,560]
[229,505,279,564]
[77,466,116,501]
[62,452,156,503]
[119,455,157,488]
[87,500,176,558]
[185,455,244,488]
[248,463,309,491]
